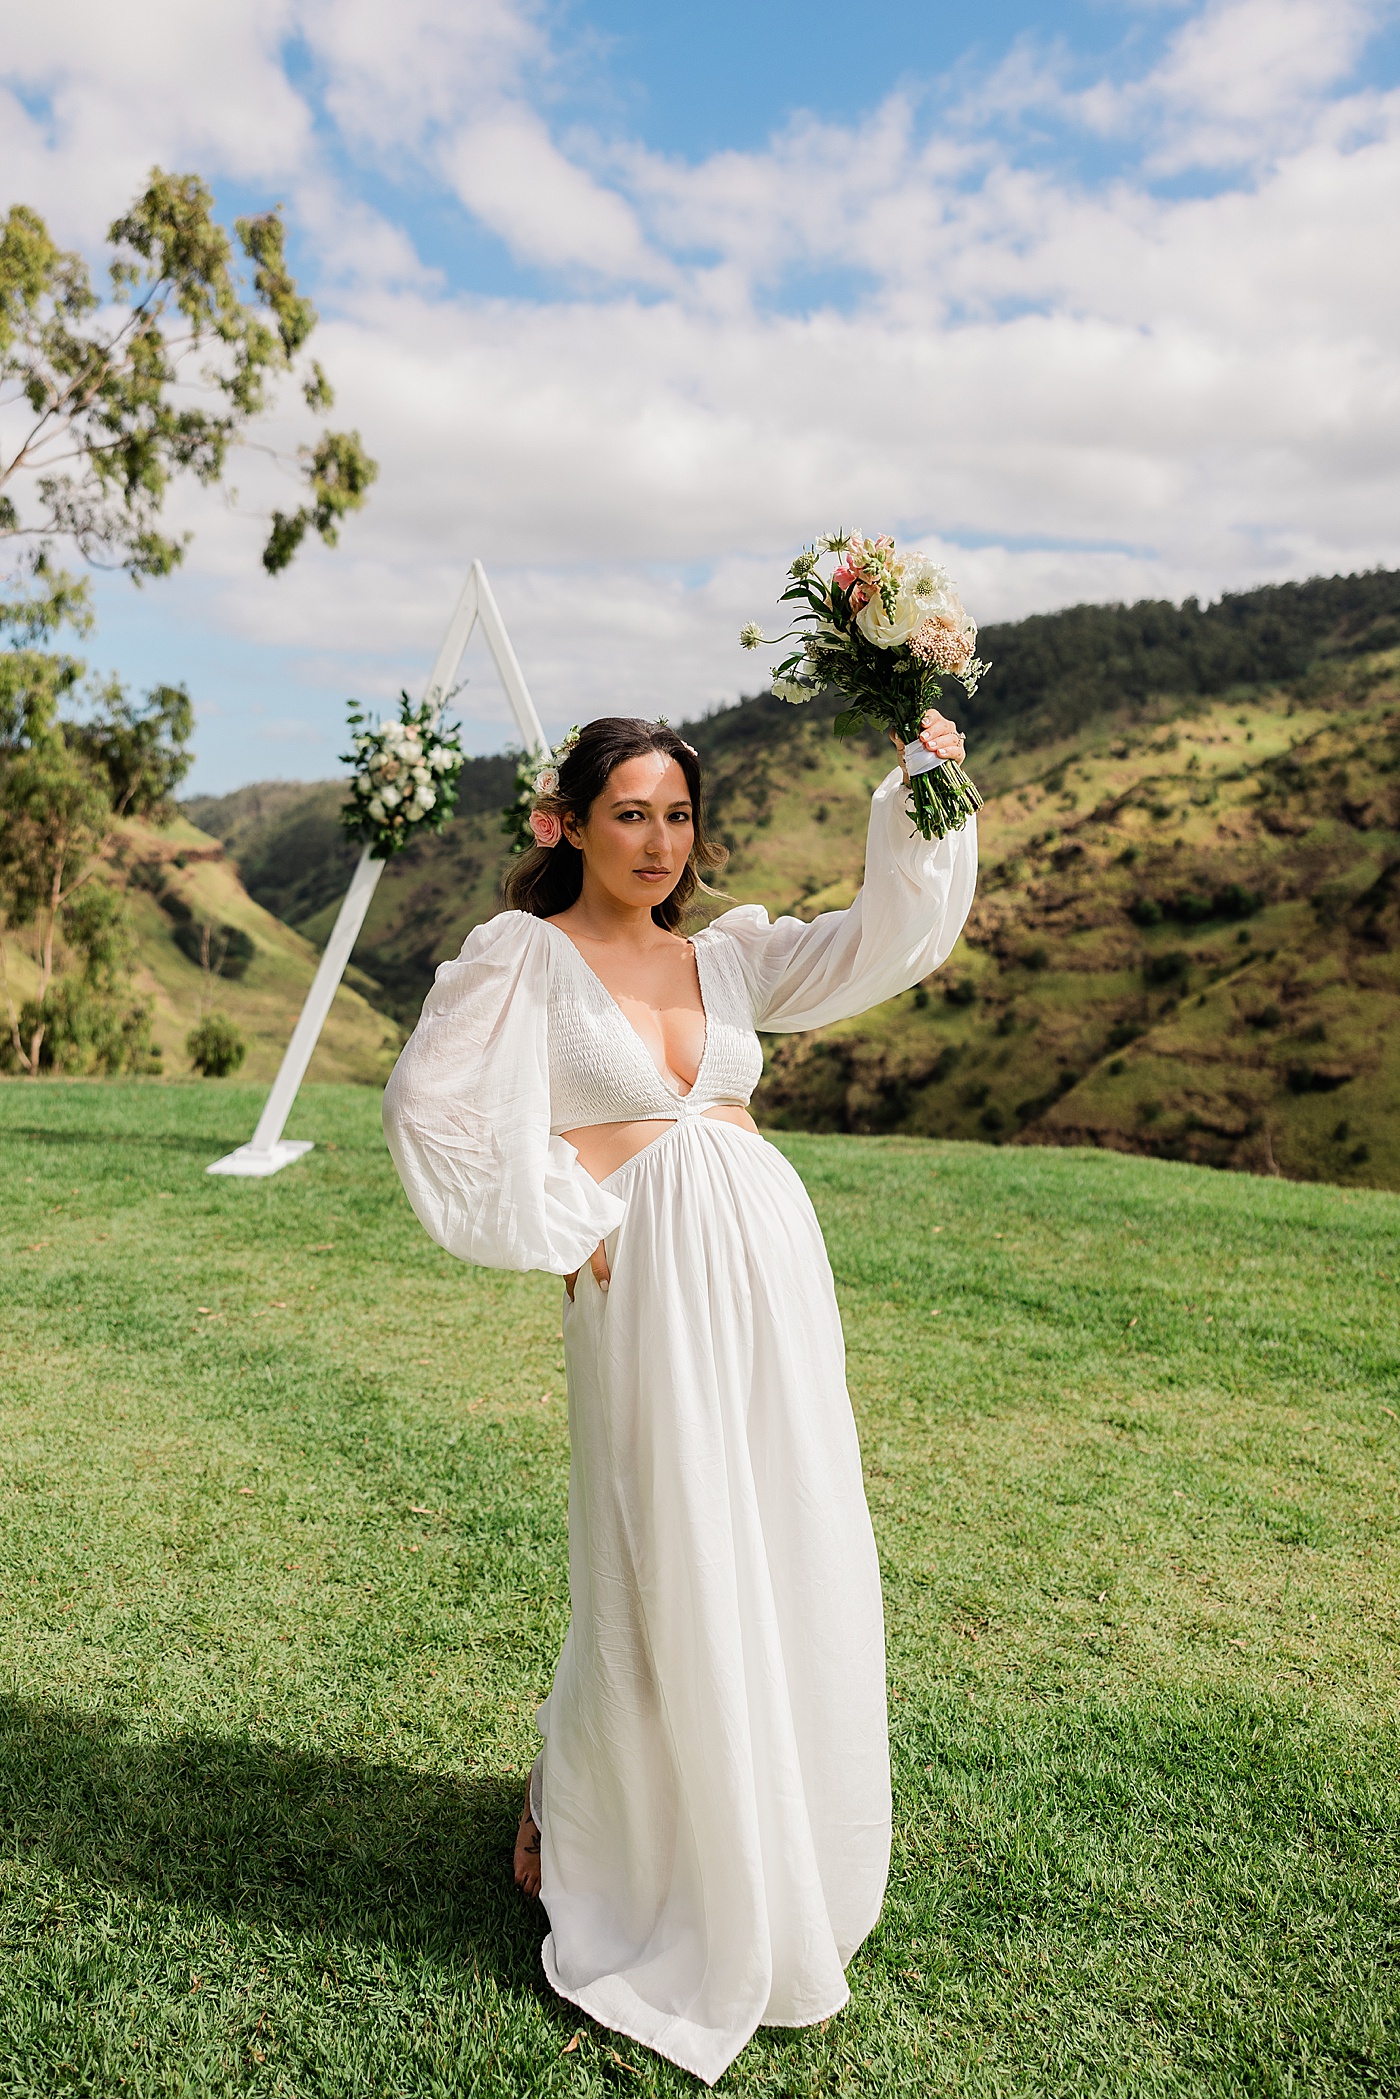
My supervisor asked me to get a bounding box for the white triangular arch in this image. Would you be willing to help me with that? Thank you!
[207,560,547,1177]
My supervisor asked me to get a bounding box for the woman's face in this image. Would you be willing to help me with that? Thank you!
[565,751,695,911]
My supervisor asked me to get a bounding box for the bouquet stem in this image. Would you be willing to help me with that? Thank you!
[899,697,982,840]
[906,758,982,840]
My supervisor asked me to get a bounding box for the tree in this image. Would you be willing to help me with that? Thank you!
[1,169,377,581]
[0,168,379,1079]
[187,1011,247,1078]
[0,637,191,1076]
[0,703,119,1073]
[67,679,194,818]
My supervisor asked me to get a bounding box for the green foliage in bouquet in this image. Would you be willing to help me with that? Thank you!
[742,532,989,839]
[341,695,465,862]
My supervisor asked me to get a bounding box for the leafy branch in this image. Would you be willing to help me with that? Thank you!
[0,169,377,579]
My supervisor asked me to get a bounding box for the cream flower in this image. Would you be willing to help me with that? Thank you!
[909,616,975,674]
[533,765,560,797]
[854,588,922,650]
[856,551,961,650]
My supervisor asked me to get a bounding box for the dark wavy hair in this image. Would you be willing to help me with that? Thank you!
[502,717,727,931]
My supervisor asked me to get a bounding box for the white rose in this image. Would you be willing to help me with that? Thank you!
[430,747,453,772]
[380,784,402,809]
[855,595,920,649]
[533,765,560,796]
[855,551,958,649]
[367,795,386,822]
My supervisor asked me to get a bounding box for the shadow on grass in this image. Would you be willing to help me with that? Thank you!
[0,1695,546,1989]
[0,1123,254,1155]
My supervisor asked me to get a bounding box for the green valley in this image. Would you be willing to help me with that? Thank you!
[1,807,401,1086]
[184,568,1400,1189]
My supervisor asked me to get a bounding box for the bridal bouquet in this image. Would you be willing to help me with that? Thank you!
[341,694,465,860]
[741,532,987,840]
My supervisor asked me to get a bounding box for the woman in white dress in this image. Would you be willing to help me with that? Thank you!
[382,711,975,2084]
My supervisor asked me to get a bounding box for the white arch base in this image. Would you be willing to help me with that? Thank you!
[207,560,547,1178]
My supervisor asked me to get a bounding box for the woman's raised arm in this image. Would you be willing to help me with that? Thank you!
[707,768,977,1033]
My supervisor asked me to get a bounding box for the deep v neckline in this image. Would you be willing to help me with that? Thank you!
[545,920,712,1102]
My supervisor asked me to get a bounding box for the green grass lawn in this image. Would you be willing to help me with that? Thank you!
[2,1080,1397,2097]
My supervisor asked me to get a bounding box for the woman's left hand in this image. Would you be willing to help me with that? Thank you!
[564,1238,611,1301]
[891,709,966,780]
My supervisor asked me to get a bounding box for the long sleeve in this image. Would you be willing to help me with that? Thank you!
[709,768,977,1032]
[382,911,625,1274]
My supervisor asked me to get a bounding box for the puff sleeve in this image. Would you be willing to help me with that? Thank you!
[709,768,977,1032]
[382,911,625,1274]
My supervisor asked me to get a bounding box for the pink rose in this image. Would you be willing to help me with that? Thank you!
[529,808,562,848]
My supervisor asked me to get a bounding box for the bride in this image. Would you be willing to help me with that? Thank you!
[382,709,975,2084]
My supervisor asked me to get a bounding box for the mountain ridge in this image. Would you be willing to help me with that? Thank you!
[183,567,1400,1188]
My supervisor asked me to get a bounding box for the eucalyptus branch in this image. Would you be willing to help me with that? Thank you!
[0,171,377,580]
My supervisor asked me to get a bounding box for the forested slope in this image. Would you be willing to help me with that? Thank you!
[186,568,1400,1187]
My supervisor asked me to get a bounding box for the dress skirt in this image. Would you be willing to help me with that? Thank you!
[533,1117,891,2085]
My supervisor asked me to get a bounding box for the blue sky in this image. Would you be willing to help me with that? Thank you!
[4,0,1400,791]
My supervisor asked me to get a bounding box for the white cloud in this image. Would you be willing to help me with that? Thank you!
[0,1,309,238]
[443,109,665,279]
[303,0,542,158]
[3,0,1400,789]
[1141,0,1385,169]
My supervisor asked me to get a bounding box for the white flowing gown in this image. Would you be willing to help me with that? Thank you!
[383,771,977,2084]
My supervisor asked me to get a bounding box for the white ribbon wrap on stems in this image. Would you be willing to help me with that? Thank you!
[904,741,947,778]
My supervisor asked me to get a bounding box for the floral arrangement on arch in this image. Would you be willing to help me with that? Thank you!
[502,726,580,855]
[741,532,988,840]
[341,694,465,860]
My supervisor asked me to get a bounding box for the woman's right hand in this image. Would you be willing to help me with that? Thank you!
[565,1239,612,1301]
[890,709,966,780]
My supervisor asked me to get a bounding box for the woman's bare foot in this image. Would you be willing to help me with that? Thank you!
[514,1786,542,1897]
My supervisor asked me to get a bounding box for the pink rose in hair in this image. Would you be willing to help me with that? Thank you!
[529,808,563,849]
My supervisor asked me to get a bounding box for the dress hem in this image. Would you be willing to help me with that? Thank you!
[540,1934,850,2087]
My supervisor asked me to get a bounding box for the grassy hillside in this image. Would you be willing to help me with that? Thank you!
[185,758,516,1023]
[184,569,1400,1187]
[3,1082,1396,2093]
[2,811,401,1085]
[755,655,1400,1192]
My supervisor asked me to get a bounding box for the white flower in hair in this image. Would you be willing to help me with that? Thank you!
[533,764,560,796]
